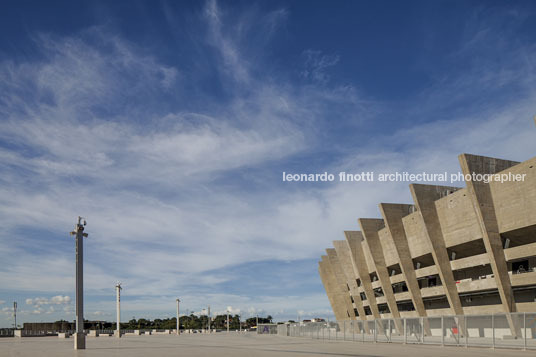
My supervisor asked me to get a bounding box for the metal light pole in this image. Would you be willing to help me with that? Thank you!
[256,314,258,328]
[13,302,17,329]
[202,309,206,333]
[115,283,122,338]
[227,309,229,333]
[70,217,88,350]
[239,314,241,333]
[176,299,180,335]
[208,305,211,333]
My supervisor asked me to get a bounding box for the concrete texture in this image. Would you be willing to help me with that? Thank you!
[320,256,350,322]
[318,259,344,321]
[359,218,403,334]
[0,332,534,357]
[344,231,383,322]
[379,203,431,335]
[410,184,466,319]
[333,240,370,331]
[459,154,521,337]
[326,249,357,320]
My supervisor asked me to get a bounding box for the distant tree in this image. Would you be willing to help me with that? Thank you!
[212,314,227,329]
[64,313,274,331]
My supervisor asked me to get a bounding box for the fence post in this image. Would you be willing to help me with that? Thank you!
[524,312,527,351]
[457,316,460,347]
[363,322,365,343]
[421,317,424,344]
[388,319,391,343]
[492,313,495,349]
[374,319,377,343]
[404,318,407,344]
[465,315,468,348]
[441,316,444,347]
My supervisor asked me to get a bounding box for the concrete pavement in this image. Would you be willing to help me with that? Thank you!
[0,332,534,357]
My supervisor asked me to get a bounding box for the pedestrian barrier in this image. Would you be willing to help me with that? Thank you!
[272,312,536,351]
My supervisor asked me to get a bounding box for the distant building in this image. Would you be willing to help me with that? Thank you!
[319,153,536,338]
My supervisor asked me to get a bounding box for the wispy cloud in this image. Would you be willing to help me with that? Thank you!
[301,50,340,84]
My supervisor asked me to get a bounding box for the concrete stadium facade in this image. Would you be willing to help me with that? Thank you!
[319,152,536,338]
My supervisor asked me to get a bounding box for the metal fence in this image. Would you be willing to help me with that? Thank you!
[0,328,14,337]
[279,312,536,350]
[257,324,278,334]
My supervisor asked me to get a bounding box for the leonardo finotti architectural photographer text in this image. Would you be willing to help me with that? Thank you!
[282,171,526,184]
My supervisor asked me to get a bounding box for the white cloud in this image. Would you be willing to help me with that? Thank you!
[226,306,241,315]
[51,296,71,304]
[204,0,250,83]
[91,311,110,317]
[25,296,72,308]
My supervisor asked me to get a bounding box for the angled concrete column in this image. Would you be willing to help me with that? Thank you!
[318,261,344,322]
[359,219,403,334]
[320,256,351,321]
[319,258,343,321]
[459,153,522,337]
[409,184,465,321]
[326,249,357,321]
[379,203,431,335]
[344,231,383,331]
[333,240,370,332]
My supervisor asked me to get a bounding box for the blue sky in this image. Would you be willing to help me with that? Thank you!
[1,0,536,327]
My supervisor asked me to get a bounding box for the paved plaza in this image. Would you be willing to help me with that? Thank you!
[0,332,534,357]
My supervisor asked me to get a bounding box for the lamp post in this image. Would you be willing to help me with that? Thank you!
[70,217,88,350]
[115,283,122,338]
[202,309,206,333]
[176,299,180,335]
[13,302,17,330]
[227,309,229,333]
[208,305,211,333]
